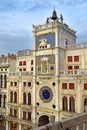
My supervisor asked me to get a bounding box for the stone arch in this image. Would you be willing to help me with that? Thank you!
[38,115,49,127]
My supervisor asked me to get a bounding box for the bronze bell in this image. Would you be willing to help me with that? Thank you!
[51,9,58,21]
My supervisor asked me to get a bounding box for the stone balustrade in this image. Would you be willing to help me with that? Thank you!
[59,69,87,76]
[9,71,33,76]
[34,107,87,130]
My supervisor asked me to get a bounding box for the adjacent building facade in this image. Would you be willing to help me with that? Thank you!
[0,9,87,130]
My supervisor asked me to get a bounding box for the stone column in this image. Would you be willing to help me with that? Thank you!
[76,80,82,113]
[67,96,69,111]
[19,81,22,121]
[6,121,8,130]
[1,95,3,107]
[55,52,59,75]
[18,123,21,130]
[8,122,11,130]
[13,92,14,103]
[26,93,28,104]
[32,77,36,127]
[55,29,58,47]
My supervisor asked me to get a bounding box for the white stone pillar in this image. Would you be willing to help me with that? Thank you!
[18,124,21,130]
[6,121,8,130]
[32,77,36,127]
[55,29,58,47]
[33,51,36,76]
[55,81,59,121]
[8,122,11,130]
[13,92,14,103]
[55,52,59,75]
[1,95,3,107]
[67,96,69,111]
[19,81,22,121]
[77,81,82,113]
[26,93,28,104]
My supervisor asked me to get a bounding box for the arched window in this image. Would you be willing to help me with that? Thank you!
[3,95,6,108]
[4,75,7,88]
[10,92,13,102]
[23,93,26,104]
[0,75,3,88]
[14,92,17,103]
[69,97,75,112]
[28,93,31,105]
[62,96,67,111]
[28,112,31,121]
[84,98,87,111]
[0,94,2,107]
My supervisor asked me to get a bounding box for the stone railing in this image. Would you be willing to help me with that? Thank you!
[9,71,33,77]
[59,69,87,76]
[34,107,87,130]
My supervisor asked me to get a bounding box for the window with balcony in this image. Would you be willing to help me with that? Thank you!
[62,83,67,89]
[62,96,68,111]
[84,83,87,90]
[69,83,74,89]
[74,56,79,62]
[69,97,75,111]
[68,56,72,62]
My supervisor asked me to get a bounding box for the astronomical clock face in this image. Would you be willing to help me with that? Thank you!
[37,33,55,48]
[39,86,53,103]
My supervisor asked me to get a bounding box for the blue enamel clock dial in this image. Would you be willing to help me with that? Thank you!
[39,86,53,103]
[42,89,50,99]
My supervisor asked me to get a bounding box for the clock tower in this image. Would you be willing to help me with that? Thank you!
[33,9,76,126]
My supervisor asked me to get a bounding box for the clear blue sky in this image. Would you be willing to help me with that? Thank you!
[0,0,87,54]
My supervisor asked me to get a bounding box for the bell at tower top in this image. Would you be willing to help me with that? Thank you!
[33,9,76,37]
[51,9,58,21]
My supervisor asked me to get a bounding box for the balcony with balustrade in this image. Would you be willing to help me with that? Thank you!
[59,69,87,76]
